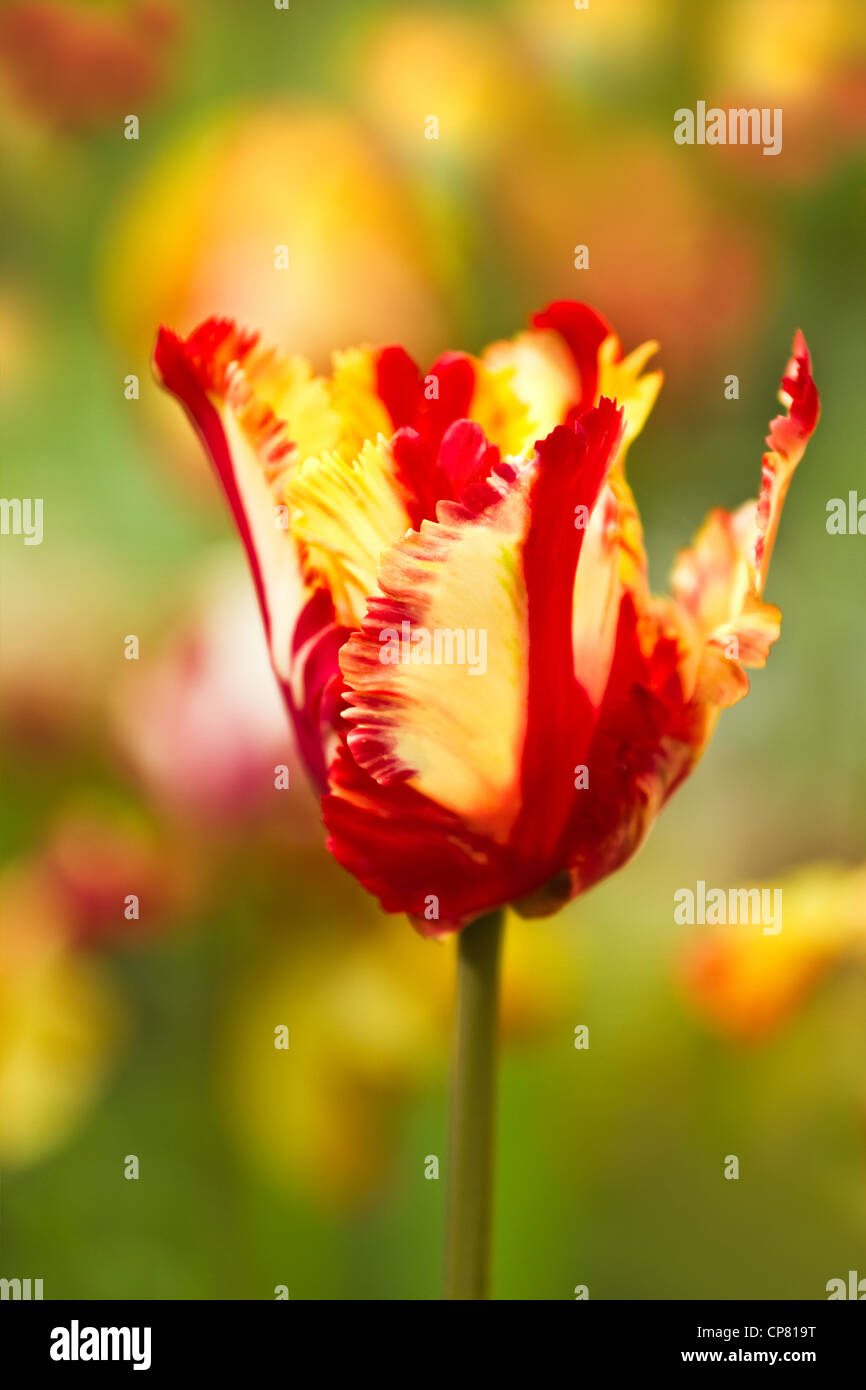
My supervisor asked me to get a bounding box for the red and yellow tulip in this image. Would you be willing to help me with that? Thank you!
[154,301,819,937]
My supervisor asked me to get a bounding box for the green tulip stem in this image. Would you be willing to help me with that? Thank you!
[443,908,504,1300]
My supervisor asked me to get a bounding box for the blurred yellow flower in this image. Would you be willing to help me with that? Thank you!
[349,9,528,160]
[711,0,866,179]
[103,102,447,368]
[715,0,865,102]
[0,863,125,1166]
[221,911,573,1208]
[679,864,866,1043]
[102,101,450,494]
[508,0,670,79]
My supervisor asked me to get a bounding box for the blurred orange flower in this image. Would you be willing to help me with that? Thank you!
[492,134,765,377]
[710,0,866,181]
[680,864,866,1043]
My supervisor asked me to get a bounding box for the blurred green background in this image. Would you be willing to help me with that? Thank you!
[1,0,865,1299]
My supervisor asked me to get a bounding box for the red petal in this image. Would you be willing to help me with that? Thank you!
[153,321,340,791]
[512,402,625,870]
[323,746,518,938]
[531,301,614,416]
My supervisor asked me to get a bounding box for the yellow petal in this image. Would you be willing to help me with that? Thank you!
[480,328,578,448]
[340,466,530,841]
[329,346,394,461]
[286,437,413,629]
[597,334,663,449]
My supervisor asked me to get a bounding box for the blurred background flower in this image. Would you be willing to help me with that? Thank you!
[491,128,766,382]
[707,0,866,181]
[39,801,191,947]
[103,101,448,370]
[679,863,866,1043]
[222,910,572,1209]
[100,101,450,493]
[0,857,125,1167]
[509,0,673,95]
[0,0,180,133]
[348,8,529,164]
[112,549,321,839]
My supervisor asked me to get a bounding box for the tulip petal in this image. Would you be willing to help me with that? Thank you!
[482,301,662,453]
[671,332,819,705]
[531,300,613,413]
[285,437,415,630]
[520,592,710,913]
[541,334,820,908]
[153,320,350,788]
[595,334,663,449]
[512,404,628,869]
[482,327,582,443]
[377,342,533,459]
[327,400,626,931]
[752,330,820,594]
[478,296,662,724]
[329,346,396,461]
[323,745,518,935]
[389,420,504,531]
[339,457,528,842]
[377,347,474,444]
[153,321,302,696]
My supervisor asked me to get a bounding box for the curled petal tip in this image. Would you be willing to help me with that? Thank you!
[768,329,819,461]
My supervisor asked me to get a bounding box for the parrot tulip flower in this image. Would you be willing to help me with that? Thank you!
[153,301,819,937]
[154,300,818,1300]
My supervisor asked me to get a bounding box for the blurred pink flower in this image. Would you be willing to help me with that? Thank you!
[113,552,320,837]
[40,804,190,947]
